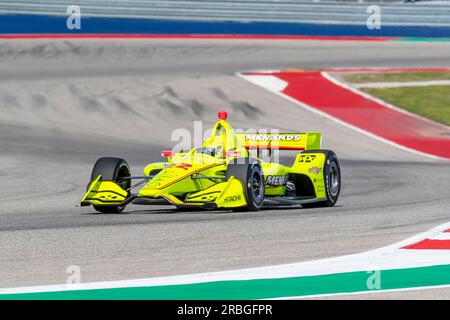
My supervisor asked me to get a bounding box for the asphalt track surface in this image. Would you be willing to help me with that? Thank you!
[0,39,450,298]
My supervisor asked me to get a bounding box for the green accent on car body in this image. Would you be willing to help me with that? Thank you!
[305,132,322,150]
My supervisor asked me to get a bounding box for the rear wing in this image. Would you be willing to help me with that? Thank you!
[235,132,321,151]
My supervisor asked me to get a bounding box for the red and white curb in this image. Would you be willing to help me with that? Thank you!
[238,68,450,160]
[403,228,450,250]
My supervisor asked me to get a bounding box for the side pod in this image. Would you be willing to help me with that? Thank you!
[290,152,328,199]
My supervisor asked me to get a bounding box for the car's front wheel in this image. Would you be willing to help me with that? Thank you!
[226,159,265,211]
[88,157,131,214]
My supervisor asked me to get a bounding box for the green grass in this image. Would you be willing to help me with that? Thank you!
[344,72,450,83]
[362,86,450,126]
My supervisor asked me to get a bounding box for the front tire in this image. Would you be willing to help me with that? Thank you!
[88,157,131,214]
[226,158,265,211]
[93,205,125,214]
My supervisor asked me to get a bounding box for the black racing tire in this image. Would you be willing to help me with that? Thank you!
[226,158,265,211]
[93,205,125,214]
[301,150,341,208]
[88,157,131,214]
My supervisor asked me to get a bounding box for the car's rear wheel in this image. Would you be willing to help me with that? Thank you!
[226,158,265,211]
[88,157,131,214]
[301,150,341,208]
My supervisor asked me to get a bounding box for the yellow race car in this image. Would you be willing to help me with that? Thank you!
[81,112,341,213]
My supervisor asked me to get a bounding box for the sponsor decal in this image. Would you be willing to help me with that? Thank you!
[224,151,241,157]
[298,154,317,163]
[245,134,301,142]
[308,166,322,174]
[265,175,288,187]
[176,163,193,170]
[224,195,241,203]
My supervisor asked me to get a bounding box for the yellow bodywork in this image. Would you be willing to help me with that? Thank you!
[291,153,327,199]
[81,114,330,210]
[81,175,128,206]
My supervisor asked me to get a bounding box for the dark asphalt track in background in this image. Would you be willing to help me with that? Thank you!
[0,39,450,297]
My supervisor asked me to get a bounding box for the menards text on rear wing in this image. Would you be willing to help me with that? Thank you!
[235,132,322,151]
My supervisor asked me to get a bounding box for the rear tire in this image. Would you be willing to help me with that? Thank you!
[88,157,131,214]
[226,158,265,211]
[301,150,341,208]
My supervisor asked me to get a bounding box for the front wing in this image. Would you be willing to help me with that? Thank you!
[81,175,248,210]
[81,169,328,210]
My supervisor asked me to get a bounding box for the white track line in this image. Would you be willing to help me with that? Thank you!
[353,80,450,88]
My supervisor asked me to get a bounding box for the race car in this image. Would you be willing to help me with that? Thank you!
[81,112,341,213]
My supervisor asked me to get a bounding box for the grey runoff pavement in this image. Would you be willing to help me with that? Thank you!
[0,39,449,298]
